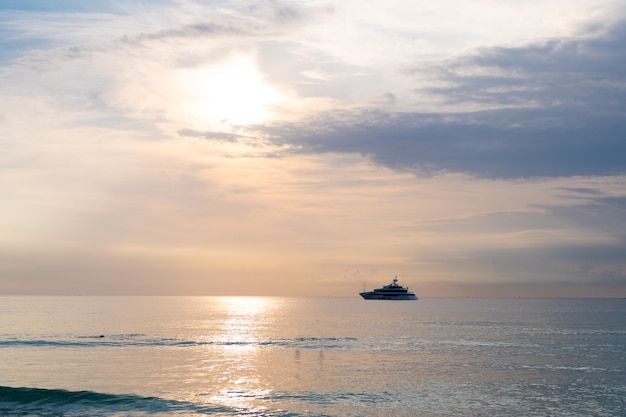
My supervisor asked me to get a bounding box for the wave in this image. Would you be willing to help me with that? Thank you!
[0,335,359,350]
[0,386,334,416]
[0,386,234,416]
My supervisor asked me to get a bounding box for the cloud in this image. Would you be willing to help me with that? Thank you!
[261,20,626,179]
[418,21,626,112]
[0,0,338,134]
[262,107,626,179]
[409,191,626,286]
[178,128,244,143]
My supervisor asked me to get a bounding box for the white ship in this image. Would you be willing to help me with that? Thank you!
[359,277,418,300]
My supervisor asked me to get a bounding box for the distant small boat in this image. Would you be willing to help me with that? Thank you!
[359,276,418,300]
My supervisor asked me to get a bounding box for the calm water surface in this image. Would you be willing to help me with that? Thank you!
[1,296,625,416]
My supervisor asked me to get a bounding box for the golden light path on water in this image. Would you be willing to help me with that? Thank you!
[213,296,274,345]
[204,297,280,413]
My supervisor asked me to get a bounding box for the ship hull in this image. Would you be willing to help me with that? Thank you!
[360,292,418,300]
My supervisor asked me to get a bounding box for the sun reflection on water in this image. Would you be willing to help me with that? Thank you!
[217,296,273,316]
[203,297,282,411]
[213,297,275,347]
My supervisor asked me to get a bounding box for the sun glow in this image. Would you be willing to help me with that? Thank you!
[173,55,285,129]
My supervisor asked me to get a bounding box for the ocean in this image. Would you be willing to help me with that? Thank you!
[1,296,624,416]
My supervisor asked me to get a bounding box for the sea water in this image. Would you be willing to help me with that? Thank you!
[1,296,625,416]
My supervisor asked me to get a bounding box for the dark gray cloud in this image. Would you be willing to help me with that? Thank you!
[419,21,626,112]
[264,21,626,179]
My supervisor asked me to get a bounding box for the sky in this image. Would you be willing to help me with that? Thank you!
[1,0,625,297]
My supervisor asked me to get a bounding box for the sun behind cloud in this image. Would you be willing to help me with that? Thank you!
[172,54,286,130]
